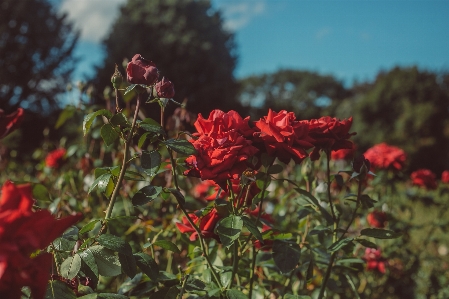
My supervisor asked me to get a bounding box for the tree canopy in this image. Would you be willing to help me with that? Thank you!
[94,0,241,117]
[0,0,78,112]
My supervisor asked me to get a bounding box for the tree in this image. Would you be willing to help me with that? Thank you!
[94,0,240,117]
[350,66,449,174]
[237,69,349,120]
[0,0,78,112]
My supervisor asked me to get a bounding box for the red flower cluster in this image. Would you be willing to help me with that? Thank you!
[126,54,159,85]
[184,110,258,187]
[0,181,82,299]
[367,210,388,228]
[441,170,449,184]
[411,169,437,190]
[176,208,221,241]
[253,109,314,164]
[45,148,66,169]
[363,248,387,274]
[363,143,407,171]
[307,116,356,161]
[0,108,24,139]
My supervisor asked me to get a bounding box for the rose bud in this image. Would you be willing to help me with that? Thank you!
[126,54,159,85]
[155,77,175,98]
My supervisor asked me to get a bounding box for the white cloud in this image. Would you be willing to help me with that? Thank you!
[59,0,126,43]
[218,1,266,31]
[315,27,332,40]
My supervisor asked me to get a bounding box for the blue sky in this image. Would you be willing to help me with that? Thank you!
[60,0,449,86]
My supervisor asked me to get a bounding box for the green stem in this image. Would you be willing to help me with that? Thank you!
[326,151,338,243]
[338,178,363,242]
[248,246,258,299]
[230,241,239,288]
[103,95,141,225]
[317,251,337,299]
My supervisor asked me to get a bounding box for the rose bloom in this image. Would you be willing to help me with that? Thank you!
[176,208,221,241]
[0,108,24,139]
[0,181,82,299]
[253,109,314,164]
[45,148,66,168]
[184,110,258,188]
[411,169,437,190]
[307,116,356,161]
[363,248,387,274]
[155,77,175,98]
[126,54,159,85]
[367,210,388,228]
[363,143,406,171]
[441,170,449,184]
[331,145,355,161]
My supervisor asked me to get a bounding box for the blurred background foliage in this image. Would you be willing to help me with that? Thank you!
[1,0,449,175]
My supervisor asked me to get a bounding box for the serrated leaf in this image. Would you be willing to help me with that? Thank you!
[101,124,119,146]
[60,254,82,279]
[163,139,196,155]
[132,185,162,206]
[216,215,243,248]
[45,280,77,299]
[119,253,137,278]
[88,173,112,194]
[242,216,263,243]
[226,289,248,299]
[220,270,232,289]
[90,245,121,277]
[328,238,353,252]
[124,84,138,95]
[152,240,181,254]
[360,228,401,239]
[141,150,161,176]
[134,252,159,281]
[79,220,101,235]
[79,248,99,278]
[96,234,133,256]
[140,123,165,135]
[272,240,301,273]
[83,109,112,136]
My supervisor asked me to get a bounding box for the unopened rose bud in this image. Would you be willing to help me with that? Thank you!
[111,64,123,89]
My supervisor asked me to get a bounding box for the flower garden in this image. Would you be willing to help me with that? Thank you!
[1,54,449,299]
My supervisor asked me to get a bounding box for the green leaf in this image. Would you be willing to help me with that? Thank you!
[138,132,151,148]
[220,270,232,289]
[185,276,207,292]
[360,228,401,239]
[45,280,77,299]
[88,173,112,194]
[90,245,122,277]
[164,286,180,299]
[55,106,76,129]
[109,113,129,127]
[79,220,101,235]
[216,215,243,248]
[267,164,283,174]
[242,216,263,243]
[306,257,314,283]
[83,109,112,136]
[134,252,159,281]
[163,139,196,155]
[119,253,137,278]
[328,238,353,252]
[308,225,331,236]
[283,295,312,299]
[152,240,181,254]
[140,123,165,135]
[124,83,138,95]
[226,289,248,299]
[294,188,333,225]
[355,238,378,248]
[132,185,162,206]
[78,294,129,299]
[60,254,82,279]
[32,183,50,202]
[360,194,376,209]
[336,258,365,265]
[96,234,133,256]
[167,188,186,206]
[272,240,301,273]
[141,150,161,176]
[79,248,99,278]
[101,124,119,146]
[297,206,314,220]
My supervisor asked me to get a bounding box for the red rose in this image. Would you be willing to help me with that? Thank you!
[0,108,24,139]
[363,248,387,274]
[307,116,356,161]
[176,208,221,241]
[45,148,66,169]
[441,170,449,184]
[253,109,314,164]
[331,145,356,161]
[126,54,159,85]
[363,143,406,171]
[367,210,387,228]
[184,110,258,187]
[0,181,82,299]
[411,169,437,190]
[155,77,175,98]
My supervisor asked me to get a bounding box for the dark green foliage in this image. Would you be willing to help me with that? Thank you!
[0,0,78,112]
[94,0,242,117]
